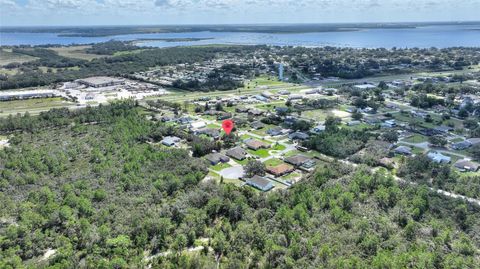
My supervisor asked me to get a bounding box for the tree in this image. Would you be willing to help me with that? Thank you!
[428,136,447,147]
[378,81,388,90]
[458,108,469,119]
[325,116,341,132]
[463,119,478,130]
[382,131,398,143]
[351,111,363,121]
[468,144,480,161]
[244,160,265,178]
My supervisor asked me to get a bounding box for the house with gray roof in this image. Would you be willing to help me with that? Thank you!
[393,146,412,156]
[205,153,230,165]
[246,175,274,192]
[162,136,181,147]
[226,147,248,160]
[427,151,451,164]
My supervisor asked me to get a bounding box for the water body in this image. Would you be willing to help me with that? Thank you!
[1,25,479,48]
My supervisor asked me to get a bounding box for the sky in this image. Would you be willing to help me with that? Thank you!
[0,0,479,26]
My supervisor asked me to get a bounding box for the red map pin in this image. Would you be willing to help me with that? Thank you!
[222,120,234,135]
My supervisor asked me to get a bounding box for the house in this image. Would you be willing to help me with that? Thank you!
[451,140,472,150]
[289,132,309,141]
[284,155,311,167]
[248,109,264,116]
[236,107,250,113]
[427,151,451,164]
[467,138,480,146]
[217,112,232,120]
[278,90,290,95]
[362,107,375,114]
[288,94,303,100]
[190,121,207,131]
[246,175,274,192]
[381,119,397,128]
[226,147,248,160]
[267,127,283,136]
[177,117,194,125]
[347,120,361,126]
[393,146,412,156]
[454,160,480,172]
[244,138,270,150]
[275,107,289,114]
[261,91,274,99]
[254,95,269,102]
[266,163,295,177]
[310,124,326,134]
[196,128,221,139]
[284,116,298,126]
[205,153,230,165]
[250,121,265,130]
[162,136,181,147]
[434,126,454,134]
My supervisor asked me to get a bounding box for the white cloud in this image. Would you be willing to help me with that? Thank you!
[0,0,477,26]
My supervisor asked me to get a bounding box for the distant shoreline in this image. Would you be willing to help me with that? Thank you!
[131,37,215,44]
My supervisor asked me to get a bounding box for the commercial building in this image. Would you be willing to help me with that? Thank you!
[76,77,125,88]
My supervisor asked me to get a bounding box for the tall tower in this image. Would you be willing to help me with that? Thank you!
[278,63,284,81]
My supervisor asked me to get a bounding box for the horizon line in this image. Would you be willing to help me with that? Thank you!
[1,20,480,28]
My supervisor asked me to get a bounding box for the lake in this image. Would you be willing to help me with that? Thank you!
[1,24,480,48]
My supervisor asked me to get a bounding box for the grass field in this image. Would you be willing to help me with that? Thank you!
[0,49,38,66]
[402,134,428,143]
[263,158,284,167]
[271,143,286,151]
[50,46,105,61]
[248,149,270,158]
[0,98,76,117]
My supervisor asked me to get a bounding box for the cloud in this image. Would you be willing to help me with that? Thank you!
[1,0,476,26]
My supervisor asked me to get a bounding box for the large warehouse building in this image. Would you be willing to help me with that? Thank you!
[76,77,125,88]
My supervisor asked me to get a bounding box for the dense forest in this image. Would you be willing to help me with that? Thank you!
[0,102,479,268]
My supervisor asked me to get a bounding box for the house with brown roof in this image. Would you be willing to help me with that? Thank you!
[266,163,295,177]
[284,155,310,167]
[244,138,270,150]
[454,160,480,172]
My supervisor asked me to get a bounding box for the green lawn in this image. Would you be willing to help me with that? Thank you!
[263,158,284,167]
[281,171,302,181]
[234,158,250,165]
[402,134,428,143]
[271,143,286,151]
[450,137,464,143]
[248,149,270,158]
[211,162,232,171]
[207,123,221,129]
[240,134,271,144]
[0,97,76,118]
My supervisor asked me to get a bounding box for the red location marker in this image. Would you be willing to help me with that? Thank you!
[222,120,234,135]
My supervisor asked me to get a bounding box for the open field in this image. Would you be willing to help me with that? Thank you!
[402,134,428,143]
[50,46,106,60]
[0,49,38,66]
[0,98,76,117]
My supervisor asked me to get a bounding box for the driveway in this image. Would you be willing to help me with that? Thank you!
[217,165,244,179]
